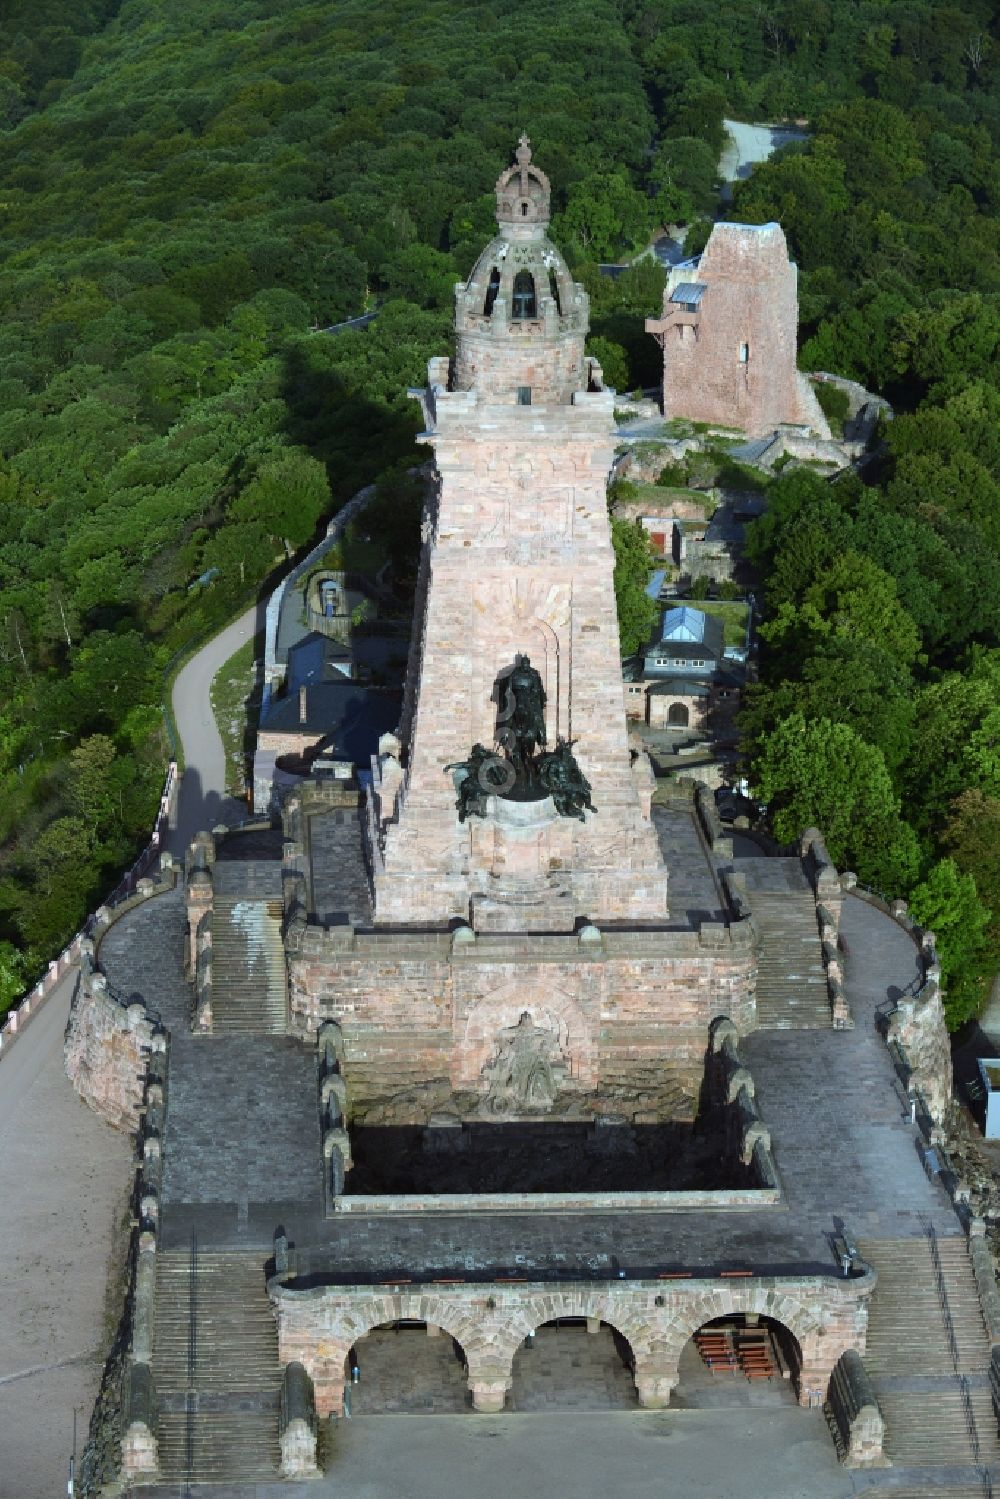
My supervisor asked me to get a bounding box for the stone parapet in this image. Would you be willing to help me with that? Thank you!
[708,1017,778,1183]
[846,877,952,1123]
[333,1182,780,1214]
[66,873,173,1132]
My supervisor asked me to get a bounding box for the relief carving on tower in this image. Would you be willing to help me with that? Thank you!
[455,979,597,1094]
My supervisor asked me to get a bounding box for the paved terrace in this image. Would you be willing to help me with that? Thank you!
[98,849,960,1274]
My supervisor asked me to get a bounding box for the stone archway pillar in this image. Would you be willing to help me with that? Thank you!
[633,1355,677,1409]
[308,1354,350,1418]
[467,1348,514,1412]
[470,1373,512,1412]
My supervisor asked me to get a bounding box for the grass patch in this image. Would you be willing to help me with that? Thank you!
[692,601,749,648]
[630,482,716,513]
[210,638,264,797]
[813,380,850,437]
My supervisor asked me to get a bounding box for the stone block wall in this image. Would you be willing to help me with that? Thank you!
[65,939,165,1133]
[287,917,756,1120]
[268,1262,872,1418]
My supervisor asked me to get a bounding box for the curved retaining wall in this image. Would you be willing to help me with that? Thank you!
[841,872,951,1124]
[65,866,177,1132]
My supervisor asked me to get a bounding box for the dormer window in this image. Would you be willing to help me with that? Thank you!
[512,271,536,320]
[484,266,501,317]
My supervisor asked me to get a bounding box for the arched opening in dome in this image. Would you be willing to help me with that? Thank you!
[484,266,501,317]
[548,267,562,314]
[512,271,537,320]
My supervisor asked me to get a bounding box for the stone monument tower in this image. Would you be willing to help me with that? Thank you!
[370,138,668,929]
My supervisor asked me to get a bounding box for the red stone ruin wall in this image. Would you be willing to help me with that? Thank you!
[651,223,814,440]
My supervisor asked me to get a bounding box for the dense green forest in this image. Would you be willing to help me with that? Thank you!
[0,0,996,1023]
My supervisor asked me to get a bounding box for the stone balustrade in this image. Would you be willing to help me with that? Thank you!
[708,1016,779,1184]
[319,1021,353,1214]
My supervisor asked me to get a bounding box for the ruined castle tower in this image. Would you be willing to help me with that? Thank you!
[646,221,830,440]
[370,139,668,929]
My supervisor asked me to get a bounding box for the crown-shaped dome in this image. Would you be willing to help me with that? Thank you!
[495,135,550,238]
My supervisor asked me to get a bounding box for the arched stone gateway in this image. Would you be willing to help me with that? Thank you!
[269,1274,871,1418]
[509,1319,637,1411]
[345,1320,471,1414]
[653,1286,843,1408]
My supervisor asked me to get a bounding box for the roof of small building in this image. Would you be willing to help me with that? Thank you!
[660,606,724,652]
[661,605,705,641]
[645,568,666,599]
[260,682,403,763]
[670,281,707,306]
[647,678,711,696]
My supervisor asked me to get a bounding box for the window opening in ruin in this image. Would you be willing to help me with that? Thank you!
[668,703,689,728]
[484,266,502,317]
[521,201,528,216]
[548,267,561,314]
[517,386,532,406]
[512,270,537,319]
[739,342,749,363]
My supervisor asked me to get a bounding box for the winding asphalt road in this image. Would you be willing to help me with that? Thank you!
[169,601,261,853]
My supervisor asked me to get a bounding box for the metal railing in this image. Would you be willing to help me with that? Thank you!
[923,1219,992,1497]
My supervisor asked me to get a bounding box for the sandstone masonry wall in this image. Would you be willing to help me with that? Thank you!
[287,915,756,1119]
[268,1260,873,1417]
[65,868,176,1132]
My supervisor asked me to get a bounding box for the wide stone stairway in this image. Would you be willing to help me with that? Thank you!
[858,1234,998,1471]
[750,888,830,1028]
[211,895,287,1033]
[151,1248,282,1483]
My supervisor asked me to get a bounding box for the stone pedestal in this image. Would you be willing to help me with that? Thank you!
[280,1419,320,1478]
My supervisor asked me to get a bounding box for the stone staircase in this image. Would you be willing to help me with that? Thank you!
[749,890,830,1028]
[151,1249,282,1482]
[858,1235,997,1470]
[211,897,286,1033]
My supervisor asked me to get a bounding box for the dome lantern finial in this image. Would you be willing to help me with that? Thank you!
[495,137,550,239]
